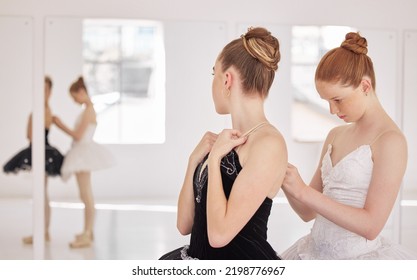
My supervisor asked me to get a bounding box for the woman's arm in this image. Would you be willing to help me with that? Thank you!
[282,166,321,222]
[53,105,95,141]
[206,130,287,248]
[281,126,342,222]
[53,115,74,138]
[285,131,407,240]
[26,114,32,141]
[27,107,53,141]
[177,132,218,235]
[176,159,198,235]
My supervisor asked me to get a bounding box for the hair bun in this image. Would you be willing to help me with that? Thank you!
[241,27,280,71]
[69,75,87,93]
[76,76,86,88]
[340,32,368,55]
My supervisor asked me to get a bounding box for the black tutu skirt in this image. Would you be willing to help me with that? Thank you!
[159,246,190,260]
[3,144,64,177]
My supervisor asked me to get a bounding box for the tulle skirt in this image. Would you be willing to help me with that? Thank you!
[3,144,64,177]
[60,141,115,181]
[159,246,199,260]
[281,234,417,260]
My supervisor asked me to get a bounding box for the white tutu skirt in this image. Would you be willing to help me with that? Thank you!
[61,141,115,181]
[281,234,417,260]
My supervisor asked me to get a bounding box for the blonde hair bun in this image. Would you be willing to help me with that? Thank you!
[242,27,280,71]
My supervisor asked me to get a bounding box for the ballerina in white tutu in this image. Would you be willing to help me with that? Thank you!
[53,76,114,248]
[281,32,416,260]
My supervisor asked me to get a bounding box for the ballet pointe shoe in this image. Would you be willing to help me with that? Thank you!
[22,232,50,245]
[69,232,93,249]
[75,231,94,241]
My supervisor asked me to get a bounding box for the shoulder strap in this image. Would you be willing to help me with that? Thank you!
[330,127,341,145]
[370,130,391,146]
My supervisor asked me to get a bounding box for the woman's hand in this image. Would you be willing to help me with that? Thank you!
[51,115,74,137]
[52,115,67,132]
[209,129,247,162]
[52,115,63,128]
[52,115,61,125]
[189,132,218,166]
[282,163,308,200]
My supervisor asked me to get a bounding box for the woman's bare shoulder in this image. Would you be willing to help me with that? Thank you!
[250,125,287,158]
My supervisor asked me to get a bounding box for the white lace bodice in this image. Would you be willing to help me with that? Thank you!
[307,144,382,259]
[282,143,417,259]
[321,144,372,208]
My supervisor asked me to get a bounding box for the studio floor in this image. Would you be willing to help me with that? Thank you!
[0,197,416,260]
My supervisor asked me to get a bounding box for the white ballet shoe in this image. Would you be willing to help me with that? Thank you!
[69,232,93,249]
[22,232,50,245]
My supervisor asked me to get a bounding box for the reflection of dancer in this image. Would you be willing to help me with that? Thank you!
[3,76,64,244]
[160,27,287,260]
[281,32,416,259]
[53,76,114,248]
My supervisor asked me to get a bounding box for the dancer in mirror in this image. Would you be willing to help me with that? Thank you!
[3,76,64,244]
[53,76,114,248]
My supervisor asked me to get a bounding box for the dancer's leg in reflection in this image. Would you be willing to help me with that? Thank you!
[69,171,95,248]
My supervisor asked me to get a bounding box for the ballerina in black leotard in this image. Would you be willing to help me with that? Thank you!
[3,76,64,244]
[160,27,287,260]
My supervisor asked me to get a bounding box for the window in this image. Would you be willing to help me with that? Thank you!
[83,19,165,144]
[291,26,356,142]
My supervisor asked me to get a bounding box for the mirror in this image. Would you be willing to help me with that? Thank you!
[0,17,45,259]
[290,25,352,142]
[45,17,166,145]
[290,25,398,143]
[2,15,415,259]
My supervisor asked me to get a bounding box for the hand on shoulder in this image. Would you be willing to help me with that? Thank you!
[52,115,61,125]
[190,131,218,166]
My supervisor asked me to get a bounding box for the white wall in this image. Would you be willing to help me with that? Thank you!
[0,16,33,196]
[1,0,417,203]
[403,30,417,197]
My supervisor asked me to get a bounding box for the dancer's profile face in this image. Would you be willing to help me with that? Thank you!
[316,80,367,123]
[70,89,86,104]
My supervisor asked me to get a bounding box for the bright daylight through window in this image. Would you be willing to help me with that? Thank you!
[83,19,165,144]
[291,25,356,142]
